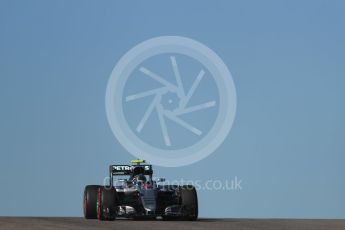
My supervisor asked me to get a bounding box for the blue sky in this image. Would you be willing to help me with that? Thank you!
[0,0,344,218]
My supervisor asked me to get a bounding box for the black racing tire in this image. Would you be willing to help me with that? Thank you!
[180,185,198,221]
[97,187,118,221]
[84,185,102,219]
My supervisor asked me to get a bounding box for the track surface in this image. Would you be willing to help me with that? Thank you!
[0,217,344,230]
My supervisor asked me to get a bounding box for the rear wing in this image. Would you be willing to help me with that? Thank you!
[109,165,153,176]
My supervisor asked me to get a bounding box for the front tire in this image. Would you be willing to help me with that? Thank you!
[97,187,118,221]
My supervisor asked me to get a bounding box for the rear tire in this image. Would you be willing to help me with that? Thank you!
[84,185,102,219]
[97,187,118,221]
[179,185,198,221]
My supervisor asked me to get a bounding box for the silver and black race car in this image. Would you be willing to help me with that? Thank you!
[83,160,198,221]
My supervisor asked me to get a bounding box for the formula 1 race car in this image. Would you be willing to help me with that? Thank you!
[83,160,198,221]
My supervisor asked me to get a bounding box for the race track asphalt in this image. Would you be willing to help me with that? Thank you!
[0,217,344,230]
